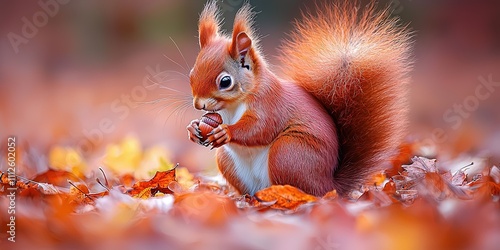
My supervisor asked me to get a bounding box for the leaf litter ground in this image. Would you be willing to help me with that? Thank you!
[1,138,499,250]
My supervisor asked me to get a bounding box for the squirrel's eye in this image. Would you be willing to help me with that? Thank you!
[219,75,233,90]
[216,72,234,91]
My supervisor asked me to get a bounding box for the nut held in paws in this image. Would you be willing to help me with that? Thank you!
[199,113,223,141]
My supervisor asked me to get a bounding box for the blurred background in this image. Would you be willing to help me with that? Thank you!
[0,0,499,175]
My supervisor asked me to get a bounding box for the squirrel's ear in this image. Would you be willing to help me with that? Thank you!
[233,32,252,58]
[230,3,255,59]
[198,1,221,48]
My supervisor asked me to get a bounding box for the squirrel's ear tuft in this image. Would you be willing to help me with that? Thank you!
[199,1,221,48]
[230,3,255,58]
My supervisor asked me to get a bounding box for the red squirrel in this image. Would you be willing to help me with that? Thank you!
[186,1,412,196]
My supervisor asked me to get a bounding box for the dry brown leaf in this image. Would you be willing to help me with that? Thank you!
[128,169,176,198]
[33,169,81,187]
[451,168,467,186]
[390,156,472,202]
[383,179,397,195]
[403,156,438,177]
[69,182,109,205]
[254,185,318,210]
[120,173,135,187]
[19,186,44,199]
[358,188,394,207]
[469,167,500,200]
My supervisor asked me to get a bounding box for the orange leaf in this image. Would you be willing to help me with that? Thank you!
[322,190,338,200]
[68,182,108,205]
[469,166,500,201]
[383,179,397,196]
[33,169,81,187]
[371,172,387,186]
[120,173,135,187]
[128,169,176,197]
[254,185,318,210]
[19,186,44,199]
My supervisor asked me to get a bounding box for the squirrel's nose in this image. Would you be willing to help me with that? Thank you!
[193,98,206,110]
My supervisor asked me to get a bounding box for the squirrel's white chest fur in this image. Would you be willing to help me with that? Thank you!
[219,103,271,194]
[224,144,271,195]
[219,102,247,126]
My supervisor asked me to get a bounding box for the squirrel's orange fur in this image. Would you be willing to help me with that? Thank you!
[187,1,412,196]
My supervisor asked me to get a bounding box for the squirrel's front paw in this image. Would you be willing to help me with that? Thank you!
[206,124,231,149]
[186,119,204,145]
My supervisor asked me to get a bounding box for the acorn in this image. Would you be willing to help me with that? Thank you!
[199,112,223,141]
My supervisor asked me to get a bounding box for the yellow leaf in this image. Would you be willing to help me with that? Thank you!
[103,136,142,175]
[48,146,86,177]
[372,172,387,187]
[176,167,195,189]
[134,186,154,199]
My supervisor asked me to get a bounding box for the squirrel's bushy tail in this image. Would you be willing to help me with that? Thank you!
[279,2,412,194]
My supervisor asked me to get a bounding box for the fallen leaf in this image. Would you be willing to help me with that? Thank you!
[128,169,176,198]
[120,174,135,187]
[254,185,318,210]
[176,167,195,189]
[383,179,397,196]
[371,172,387,187]
[470,166,500,200]
[103,136,143,175]
[403,156,438,179]
[32,169,81,187]
[37,182,61,194]
[49,146,87,177]
[68,181,109,205]
[451,168,467,186]
[103,137,175,180]
[358,188,393,207]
